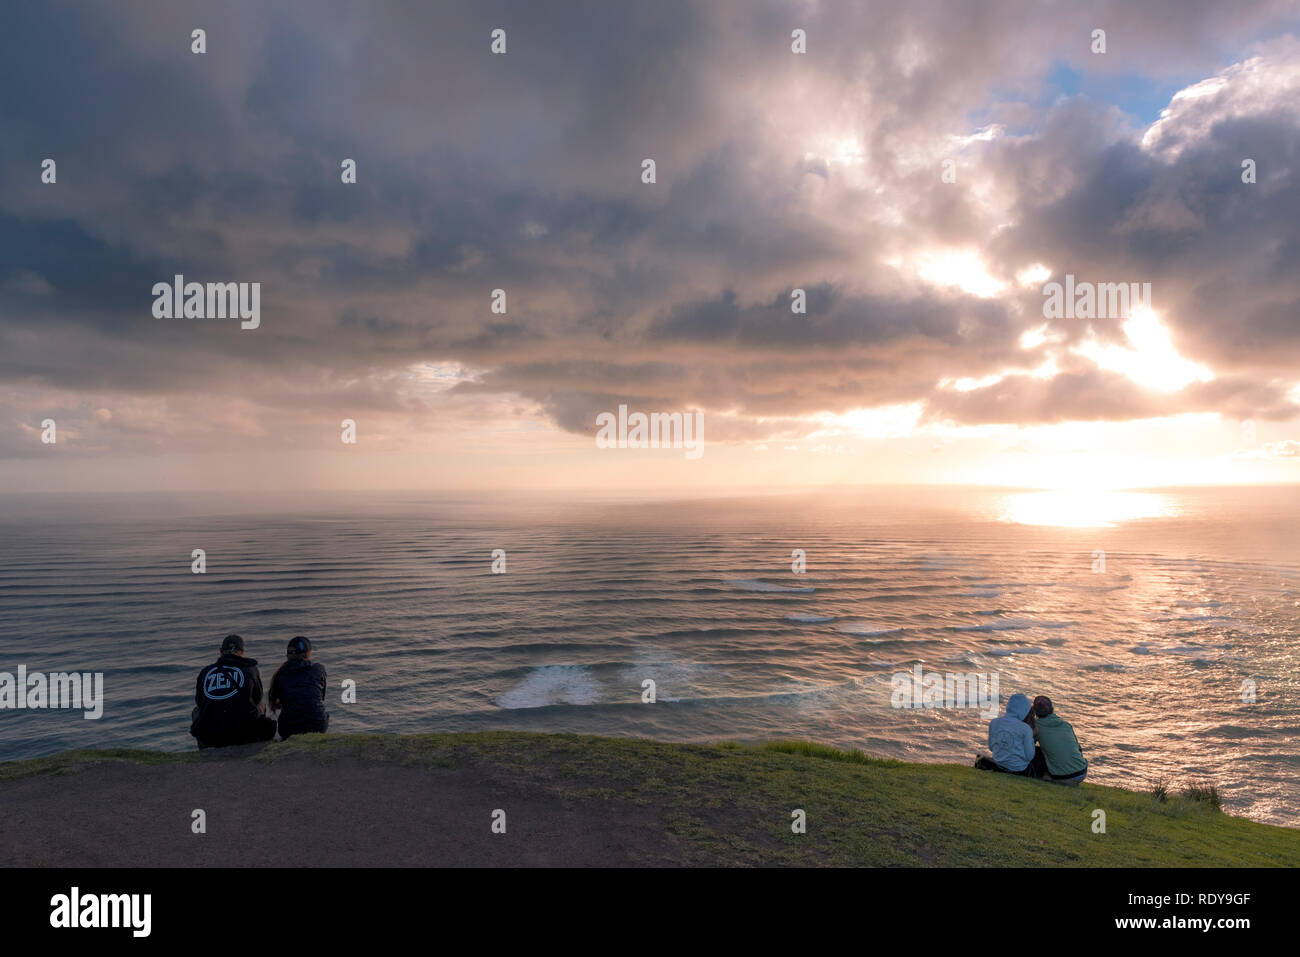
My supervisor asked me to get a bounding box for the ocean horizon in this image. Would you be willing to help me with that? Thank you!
[2,484,1296,826]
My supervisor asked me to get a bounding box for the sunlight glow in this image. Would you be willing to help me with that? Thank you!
[1028,356,1059,378]
[816,403,923,439]
[916,249,1007,298]
[832,137,865,165]
[1000,488,1179,527]
[1020,324,1048,349]
[807,134,867,168]
[1016,263,1052,286]
[940,374,1005,392]
[1073,307,1214,392]
[952,124,1004,147]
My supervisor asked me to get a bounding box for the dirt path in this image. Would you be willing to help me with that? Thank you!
[0,745,686,867]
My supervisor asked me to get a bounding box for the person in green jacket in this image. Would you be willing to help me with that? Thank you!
[1032,696,1088,784]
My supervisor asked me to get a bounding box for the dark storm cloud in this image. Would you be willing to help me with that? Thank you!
[984,93,1300,377]
[2,0,1299,452]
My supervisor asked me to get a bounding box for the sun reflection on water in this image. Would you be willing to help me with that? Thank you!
[999,489,1179,527]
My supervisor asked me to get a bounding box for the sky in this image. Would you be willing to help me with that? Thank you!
[2,0,1300,493]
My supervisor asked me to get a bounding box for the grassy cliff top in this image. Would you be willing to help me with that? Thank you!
[2,732,1295,867]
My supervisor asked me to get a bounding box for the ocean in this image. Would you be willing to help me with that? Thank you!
[1,486,1296,826]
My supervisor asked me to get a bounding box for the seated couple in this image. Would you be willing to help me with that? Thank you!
[978,693,1087,784]
[190,634,329,749]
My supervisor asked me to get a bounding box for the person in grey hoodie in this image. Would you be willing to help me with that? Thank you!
[984,693,1045,776]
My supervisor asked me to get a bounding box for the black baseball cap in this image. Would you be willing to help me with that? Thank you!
[220,634,245,653]
[287,636,312,656]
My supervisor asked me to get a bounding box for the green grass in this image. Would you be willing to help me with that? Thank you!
[3,731,1296,866]
[1151,778,1169,803]
[0,746,197,781]
[1182,782,1223,810]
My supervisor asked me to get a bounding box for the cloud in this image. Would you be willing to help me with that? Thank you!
[2,0,1299,461]
[1233,438,1300,459]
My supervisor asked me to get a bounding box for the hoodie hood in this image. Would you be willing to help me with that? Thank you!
[218,652,258,668]
[1005,693,1031,720]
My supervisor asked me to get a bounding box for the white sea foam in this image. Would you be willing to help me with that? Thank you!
[497,665,600,710]
[837,622,904,636]
[616,655,705,703]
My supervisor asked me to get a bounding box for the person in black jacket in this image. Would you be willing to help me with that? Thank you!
[190,635,277,749]
[269,636,329,739]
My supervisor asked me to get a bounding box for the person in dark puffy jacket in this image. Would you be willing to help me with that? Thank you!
[269,636,329,739]
[190,635,277,749]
